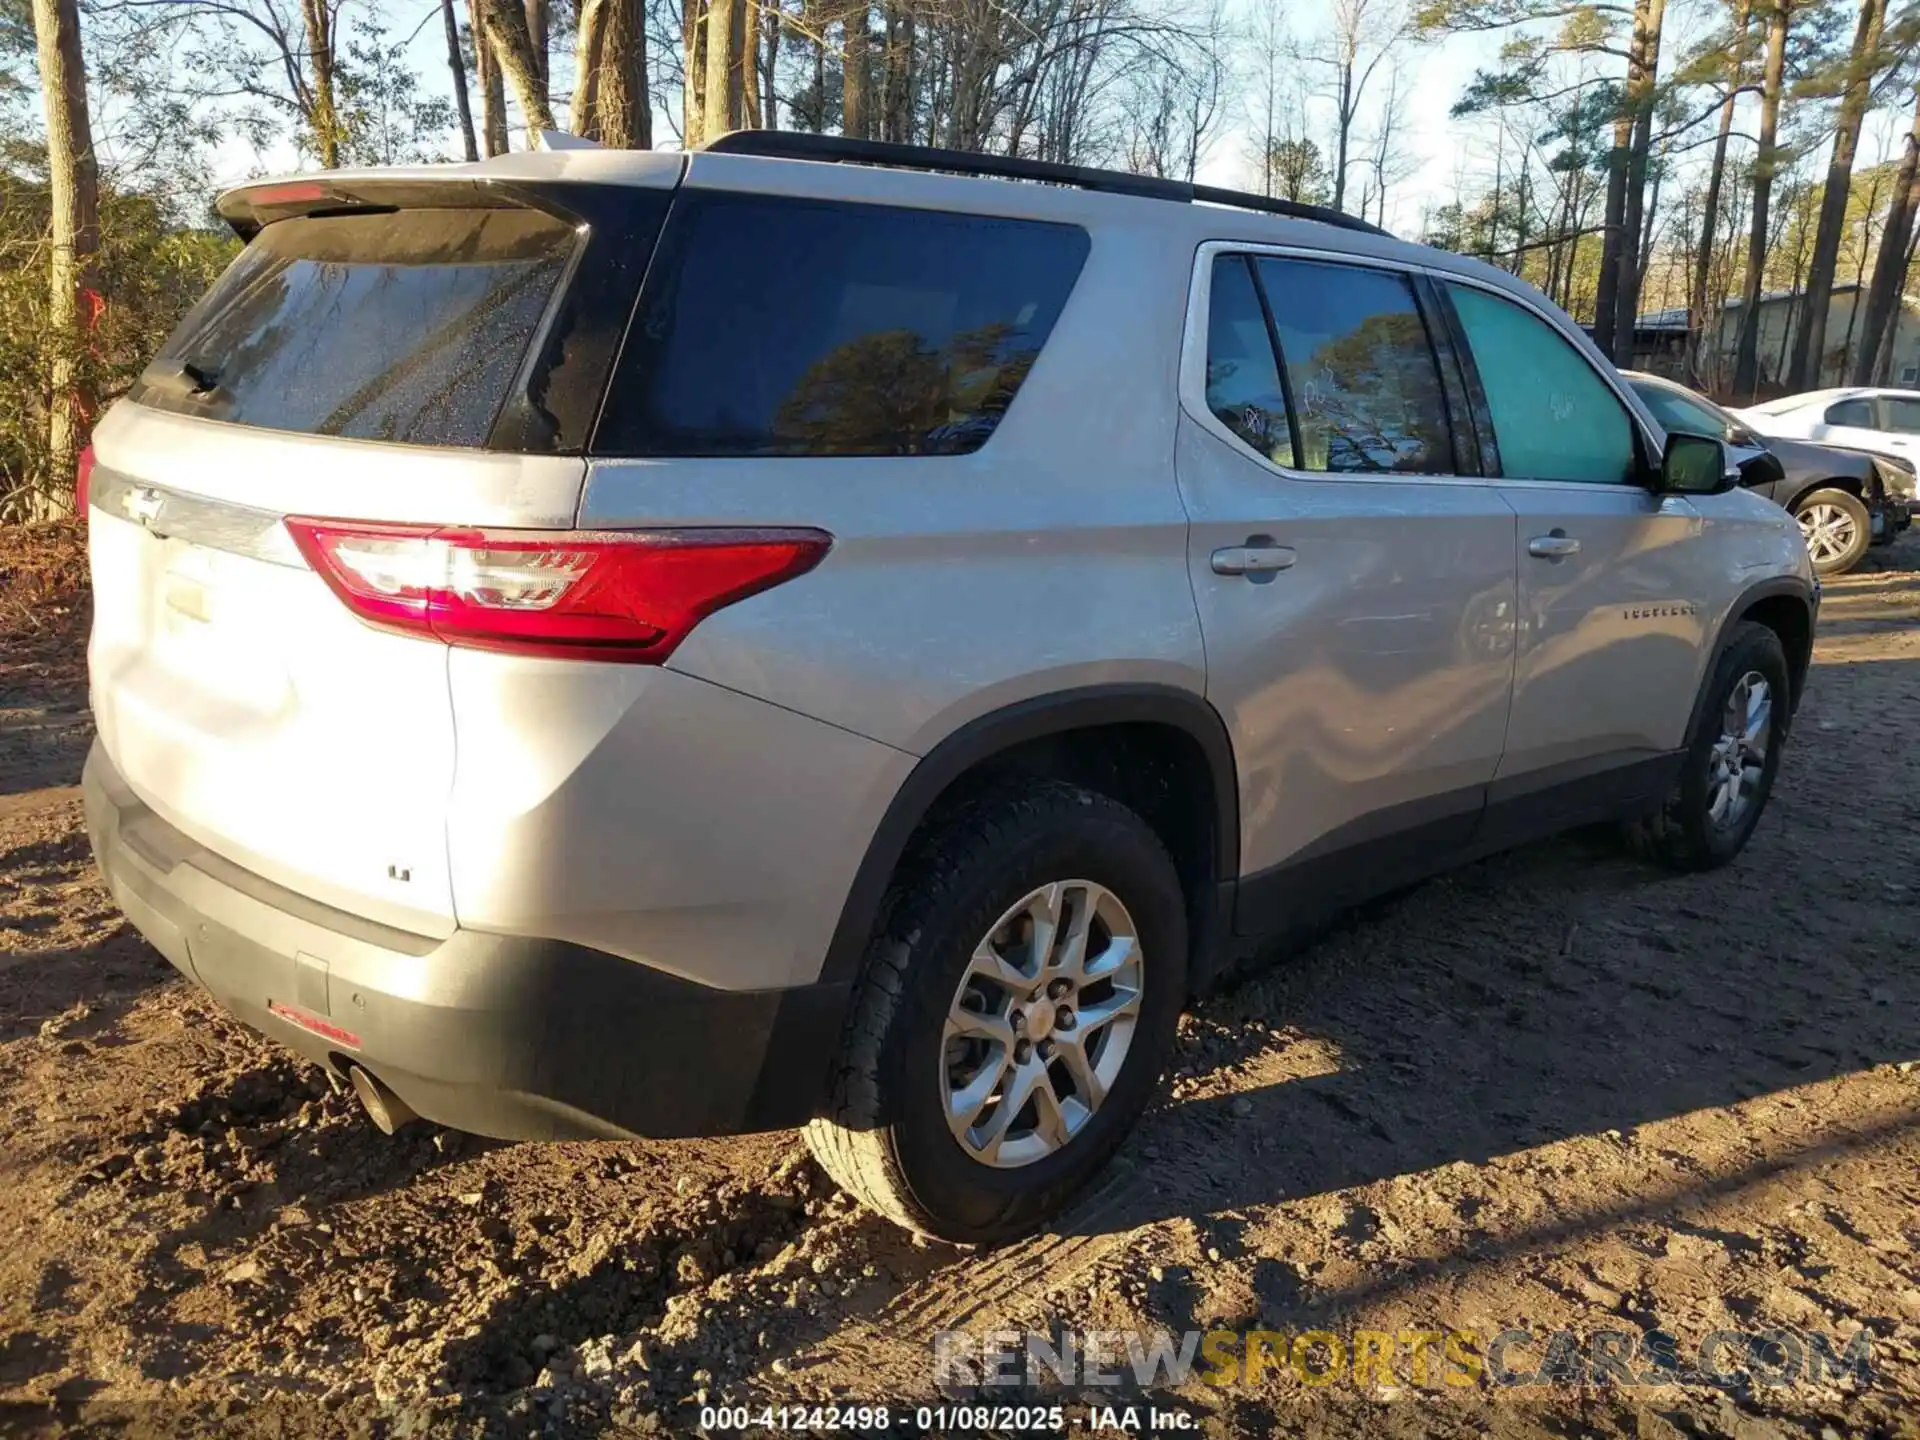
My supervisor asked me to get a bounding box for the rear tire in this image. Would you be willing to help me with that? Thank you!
[1794,487,1872,575]
[1627,621,1790,872]
[804,782,1186,1244]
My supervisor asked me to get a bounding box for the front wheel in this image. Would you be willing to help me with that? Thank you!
[1627,621,1791,871]
[804,782,1187,1244]
[1794,487,1872,575]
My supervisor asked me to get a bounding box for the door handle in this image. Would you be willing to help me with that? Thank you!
[1526,532,1581,559]
[1211,542,1297,577]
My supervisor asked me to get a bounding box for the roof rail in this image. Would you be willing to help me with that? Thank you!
[698,131,1392,238]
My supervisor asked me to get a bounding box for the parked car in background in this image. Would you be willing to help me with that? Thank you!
[1629,372,1914,576]
[1733,386,1920,467]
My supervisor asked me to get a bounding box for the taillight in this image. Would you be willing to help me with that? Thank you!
[283,519,830,663]
[74,443,95,517]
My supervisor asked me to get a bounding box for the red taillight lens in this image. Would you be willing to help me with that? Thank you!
[283,519,831,663]
[74,443,95,517]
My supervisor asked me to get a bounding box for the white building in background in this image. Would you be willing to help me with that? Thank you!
[1619,283,1920,395]
[1709,284,1920,391]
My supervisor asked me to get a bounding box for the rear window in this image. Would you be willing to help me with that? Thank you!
[134,208,578,448]
[595,194,1090,457]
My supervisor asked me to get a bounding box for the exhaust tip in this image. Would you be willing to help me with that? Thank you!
[347,1064,418,1135]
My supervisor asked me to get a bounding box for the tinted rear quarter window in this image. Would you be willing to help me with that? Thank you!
[137,208,579,448]
[596,195,1090,457]
[1204,256,1295,467]
[1824,398,1874,426]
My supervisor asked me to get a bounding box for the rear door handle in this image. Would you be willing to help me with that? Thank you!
[1526,532,1581,559]
[1211,543,1297,577]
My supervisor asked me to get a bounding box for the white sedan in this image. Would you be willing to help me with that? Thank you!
[1732,386,1920,462]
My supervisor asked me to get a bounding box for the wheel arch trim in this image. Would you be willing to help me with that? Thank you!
[815,683,1239,989]
[1786,476,1868,511]
[1689,575,1816,737]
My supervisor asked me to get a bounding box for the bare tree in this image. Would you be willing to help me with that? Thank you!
[1359,62,1415,227]
[526,0,550,91]
[881,0,915,141]
[1787,0,1889,388]
[1245,0,1287,195]
[1608,0,1668,349]
[703,0,747,137]
[1687,0,1753,384]
[577,0,653,145]
[1120,3,1225,179]
[1854,84,1920,381]
[843,1,871,136]
[31,0,101,512]
[442,0,480,159]
[484,0,558,134]
[469,0,510,153]
[1732,0,1793,399]
[684,0,709,144]
[1301,0,1401,213]
[295,0,343,165]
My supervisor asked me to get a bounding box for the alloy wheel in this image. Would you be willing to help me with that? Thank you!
[941,880,1143,1168]
[1799,502,1859,566]
[1706,670,1771,831]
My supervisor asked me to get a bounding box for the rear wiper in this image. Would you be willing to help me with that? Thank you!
[141,358,226,403]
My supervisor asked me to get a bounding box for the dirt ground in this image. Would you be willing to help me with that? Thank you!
[0,520,1915,1439]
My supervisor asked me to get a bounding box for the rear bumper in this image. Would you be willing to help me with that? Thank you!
[83,740,847,1140]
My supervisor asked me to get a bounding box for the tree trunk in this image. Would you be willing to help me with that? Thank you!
[1733,0,1791,400]
[883,0,913,142]
[525,0,549,90]
[1839,168,1881,362]
[298,0,341,166]
[1690,0,1749,385]
[30,0,99,515]
[468,0,510,153]
[684,0,708,144]
[742,0,762,129]
[703,0,745,139]
[1612,0,1667,352]
[842,1,870,138]
[1591,106,1632,356]
[442,0,480,160]
[763,2,779,129]
[1789,0,1885,388]
[484,0,557,135]
[1332,59,1353,212]
[575,0,651,146]
[1854,87,1920,382]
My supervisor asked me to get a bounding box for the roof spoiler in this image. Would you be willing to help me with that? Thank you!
[214,176,541,240]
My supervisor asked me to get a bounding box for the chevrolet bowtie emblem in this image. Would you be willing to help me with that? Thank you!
[124,486,163,526]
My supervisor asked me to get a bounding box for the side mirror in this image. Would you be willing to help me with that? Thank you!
[1660,432,1737,495]
[1738,448,1787,487]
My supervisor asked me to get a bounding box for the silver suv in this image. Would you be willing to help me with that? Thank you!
[83,133,1816,1243]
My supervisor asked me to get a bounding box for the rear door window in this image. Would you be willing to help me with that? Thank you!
[1826,398,1874,426]
[595,194,1089,457]
[1252,257,1456,474]
[135,208,580,448]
